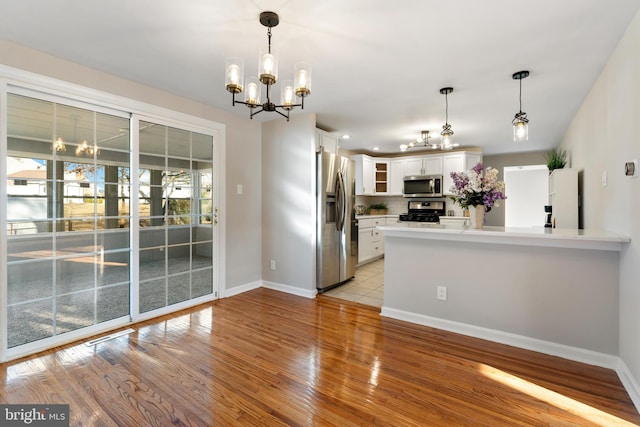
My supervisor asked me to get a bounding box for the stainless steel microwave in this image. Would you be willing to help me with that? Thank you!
[403,175,443,198]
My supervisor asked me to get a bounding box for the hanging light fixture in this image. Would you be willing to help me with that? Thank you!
[512,70,530,142]
[440,87,455,150]
[225,11,311,121]
[400,128,460,152]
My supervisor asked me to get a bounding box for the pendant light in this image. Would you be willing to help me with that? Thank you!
[225,11,311,121]
[440,87,455,150]
[512,70,529,142]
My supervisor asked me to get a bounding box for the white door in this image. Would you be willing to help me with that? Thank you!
[504,165,549,228]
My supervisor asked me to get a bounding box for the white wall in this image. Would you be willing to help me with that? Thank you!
[560,9,640,401]
[0,39,263,293]
[261,114,317,297]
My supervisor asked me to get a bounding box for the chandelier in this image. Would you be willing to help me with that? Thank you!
[400,127,459,152]
[225,11,311,121]
[512,70,530,141]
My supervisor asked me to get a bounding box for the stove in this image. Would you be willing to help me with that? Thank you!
[399,200,445,223]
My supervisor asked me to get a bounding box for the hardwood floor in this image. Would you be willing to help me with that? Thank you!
[1,288,639,426]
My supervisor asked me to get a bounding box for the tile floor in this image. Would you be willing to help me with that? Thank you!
[322,258,384,308]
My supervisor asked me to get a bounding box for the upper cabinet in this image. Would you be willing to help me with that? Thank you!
[389,159,405,195]
[353,155,391,195]
[316,129,338,154]
[354,151,481,196]
[353,154,375,195]
[442,152,483,195]
[374,160,389,194]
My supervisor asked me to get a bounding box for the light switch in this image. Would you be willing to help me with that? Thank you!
[601,171,607,187]
[236,184,243,195]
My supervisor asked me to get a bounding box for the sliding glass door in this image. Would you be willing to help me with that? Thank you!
[3,91,219,359]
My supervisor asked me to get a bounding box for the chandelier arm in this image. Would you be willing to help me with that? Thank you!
[249,108,265,119]
[273,108,290,121]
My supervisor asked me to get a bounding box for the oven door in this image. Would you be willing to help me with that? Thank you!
[403,175,442,198]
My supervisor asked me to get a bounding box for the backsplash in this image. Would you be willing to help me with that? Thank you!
[355,195,466,216]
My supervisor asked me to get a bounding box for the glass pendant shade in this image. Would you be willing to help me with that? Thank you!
[281,80,295,110]
[294,62,312,97]
[259,49,278,85]
[513,119,528,141]
[441,124,454,149]
[244,77,261,107]
[225,58,244,93]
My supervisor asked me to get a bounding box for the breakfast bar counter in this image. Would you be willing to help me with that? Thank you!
[377,222,630,364]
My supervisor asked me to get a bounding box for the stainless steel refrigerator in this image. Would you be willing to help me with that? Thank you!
[316,149,357,292]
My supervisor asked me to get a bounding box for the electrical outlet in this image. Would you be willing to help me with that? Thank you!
[237,184,243,195]
[270,259,276,271]
[437,286,447,301]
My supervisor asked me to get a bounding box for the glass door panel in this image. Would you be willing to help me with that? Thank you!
[137,120,215,314]
[5,93,131,350]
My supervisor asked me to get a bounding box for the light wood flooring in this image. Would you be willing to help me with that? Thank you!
[1,288,639,426]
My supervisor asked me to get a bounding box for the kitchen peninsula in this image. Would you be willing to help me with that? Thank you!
[378,222,630,366]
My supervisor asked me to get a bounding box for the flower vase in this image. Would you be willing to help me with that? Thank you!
[469,205,485,229]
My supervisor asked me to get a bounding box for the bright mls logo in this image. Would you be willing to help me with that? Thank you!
[1,405,69,426]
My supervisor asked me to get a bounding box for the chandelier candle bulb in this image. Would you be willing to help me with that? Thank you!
[259,50,277,85]
[294,63,311,97]
[225,58,244,94]
[245,77,261,107]
[281,80,295,110]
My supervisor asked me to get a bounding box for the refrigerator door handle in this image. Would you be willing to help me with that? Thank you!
[335,171,345,231]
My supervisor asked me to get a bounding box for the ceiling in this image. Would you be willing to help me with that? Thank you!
[1,0,639,156]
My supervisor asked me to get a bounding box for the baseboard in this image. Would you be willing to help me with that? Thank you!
[616,359,640,413]
[261,281,318,299]
[380,306,619,370]
[224,281,262,298]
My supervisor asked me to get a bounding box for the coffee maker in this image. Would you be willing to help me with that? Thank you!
[544,205,553,228]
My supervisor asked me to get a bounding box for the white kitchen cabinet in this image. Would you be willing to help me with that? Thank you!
[549,168,578,229]
[424,156,443,175]
[404,155,443,176]
[389,159,405,195]
[352,154,375,195]
[374,160,390,194]
[404,157,424,176]
[442,152,483,195]
[316,128,338,154]
[358,217,386,264]
[352,155,390,195]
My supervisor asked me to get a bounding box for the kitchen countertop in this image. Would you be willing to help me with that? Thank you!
[377,222,630,251]
[356,214,399,219]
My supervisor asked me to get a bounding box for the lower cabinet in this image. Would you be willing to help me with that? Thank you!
[358,217,386,264]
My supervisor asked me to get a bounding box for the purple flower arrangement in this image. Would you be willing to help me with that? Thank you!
[449,162,506,212]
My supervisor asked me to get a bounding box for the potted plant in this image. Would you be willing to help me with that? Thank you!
[368,203,388,215]
[545,147,568,172]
